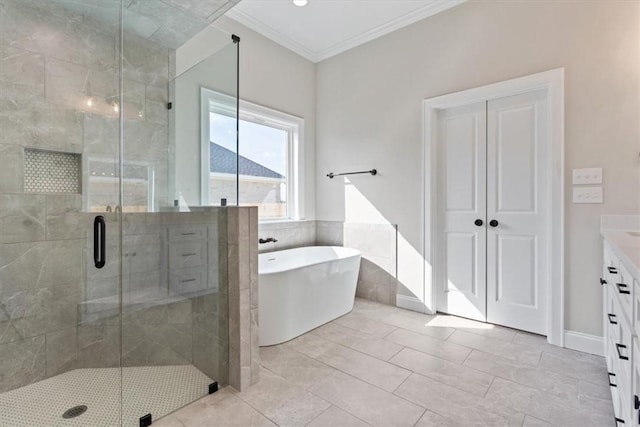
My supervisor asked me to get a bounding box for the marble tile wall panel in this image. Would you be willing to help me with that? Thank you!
[0,145,23,194]
[0,335,46,393]
[0,46,45,112]
[45,327,78,377]
[0,105,84,153]
[316,221,398,306]
[258,220,317,253]
[76,323,121,369]
[0,0,116,71]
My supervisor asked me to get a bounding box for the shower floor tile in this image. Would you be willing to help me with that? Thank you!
[0,365,212,427]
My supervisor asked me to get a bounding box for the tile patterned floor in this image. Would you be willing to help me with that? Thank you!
[156,298,613,427]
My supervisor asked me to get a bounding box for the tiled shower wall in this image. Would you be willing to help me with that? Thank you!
[0,0,173,392]
[257,220,398,307]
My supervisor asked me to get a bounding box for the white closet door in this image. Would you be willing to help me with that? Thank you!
[436,102,487,321]
[486,90,549,334]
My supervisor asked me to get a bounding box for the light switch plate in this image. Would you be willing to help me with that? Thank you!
[572,168,603,185]
[573,186,603,204]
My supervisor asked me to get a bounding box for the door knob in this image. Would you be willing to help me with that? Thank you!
[474,219,483,227]
[489,220,499,227]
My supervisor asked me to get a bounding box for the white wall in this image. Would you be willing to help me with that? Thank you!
[315,0,640,336]
[175,16,317,218]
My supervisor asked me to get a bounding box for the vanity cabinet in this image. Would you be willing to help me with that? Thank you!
[603,240,640,425]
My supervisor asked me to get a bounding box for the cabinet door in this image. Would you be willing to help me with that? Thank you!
[485,90,549,334]
[633,341,640,426]
[436,102,487,321]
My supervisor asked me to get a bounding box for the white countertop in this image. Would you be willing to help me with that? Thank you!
[601,215,640,280]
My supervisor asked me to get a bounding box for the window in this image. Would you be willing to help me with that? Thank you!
[201,89,303,220]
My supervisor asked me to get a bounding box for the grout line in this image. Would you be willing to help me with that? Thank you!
[303,404,332,427]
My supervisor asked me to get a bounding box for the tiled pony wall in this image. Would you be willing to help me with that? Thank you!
[258,221,398,307]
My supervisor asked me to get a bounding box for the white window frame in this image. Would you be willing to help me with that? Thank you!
[200,88,305,221]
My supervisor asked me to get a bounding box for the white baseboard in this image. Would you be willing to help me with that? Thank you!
[563,330,604,357]
[396,295,425,313]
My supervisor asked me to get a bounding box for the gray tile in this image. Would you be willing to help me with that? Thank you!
[0,105,83,153]
[45,327,77,377]
[522,415,551,427]
[173,388,275,427]
[45,57,118,116]
[380,312,456,340]
[428,314,517,342]
[485,377,611,427]
[385,328,471,364]
[0,194,45,243]
[538,351,607,387]
[307,405,370,427]
[448,330,541,366]
[578,379,611,401]
[0,46,45,112]
[390,348,494,396]
[332,312,397,338]
[0,144,23,193]
[0,0,116,70]
[0,335,46,392]
[394,373,524,426]
[45,195,83,240]
[312,321,403,361]
[414,410,461,427]
[314,342,411,392]
[260,345,336,390]
[463,350,579,399]
[309,370,425,427]
[235,368,330,427]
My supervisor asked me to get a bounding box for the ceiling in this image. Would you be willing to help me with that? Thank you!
[226,0,465,63]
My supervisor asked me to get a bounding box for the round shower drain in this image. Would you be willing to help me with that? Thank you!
[62,405,88,419]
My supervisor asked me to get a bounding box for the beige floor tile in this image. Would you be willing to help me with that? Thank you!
[260,345,336,390]
[173,389,275,427]
[522,415,551,426]
[578,379,612,401]
[152,415,185,427]
[312,322,404,361]
[394,373,525,426]
[309,370,424,427]
[332,312,397,338]
[307,405,371,427]
[462,349,578,399]
[427,315,517,342]
[284,332,335,359]
[375,312,456,340]
[235,368,330,427]
[447,330,541,366]
[414,410,462,427]
[485,377,611,427]
[385,328,471,364]
[315,343,411,392]
[538,351,608,387]
[389,348,493,396]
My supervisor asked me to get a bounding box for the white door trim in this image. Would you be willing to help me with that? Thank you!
[423,68,565,346]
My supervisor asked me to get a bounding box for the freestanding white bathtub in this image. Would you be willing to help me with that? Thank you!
[258,246,362,346]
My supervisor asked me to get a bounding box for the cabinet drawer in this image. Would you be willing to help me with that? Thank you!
[634,280,640,335]
[169,242,206,269]
[168,226,207,242]
[169,267,206,295]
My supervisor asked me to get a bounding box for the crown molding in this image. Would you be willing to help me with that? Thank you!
[227,0,466,63]
[225,7,318,61]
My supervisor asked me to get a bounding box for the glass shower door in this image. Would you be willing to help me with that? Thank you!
[0,0,124,425]
[119,10,237,425]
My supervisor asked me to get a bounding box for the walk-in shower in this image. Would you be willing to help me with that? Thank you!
[0,0,241,425]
